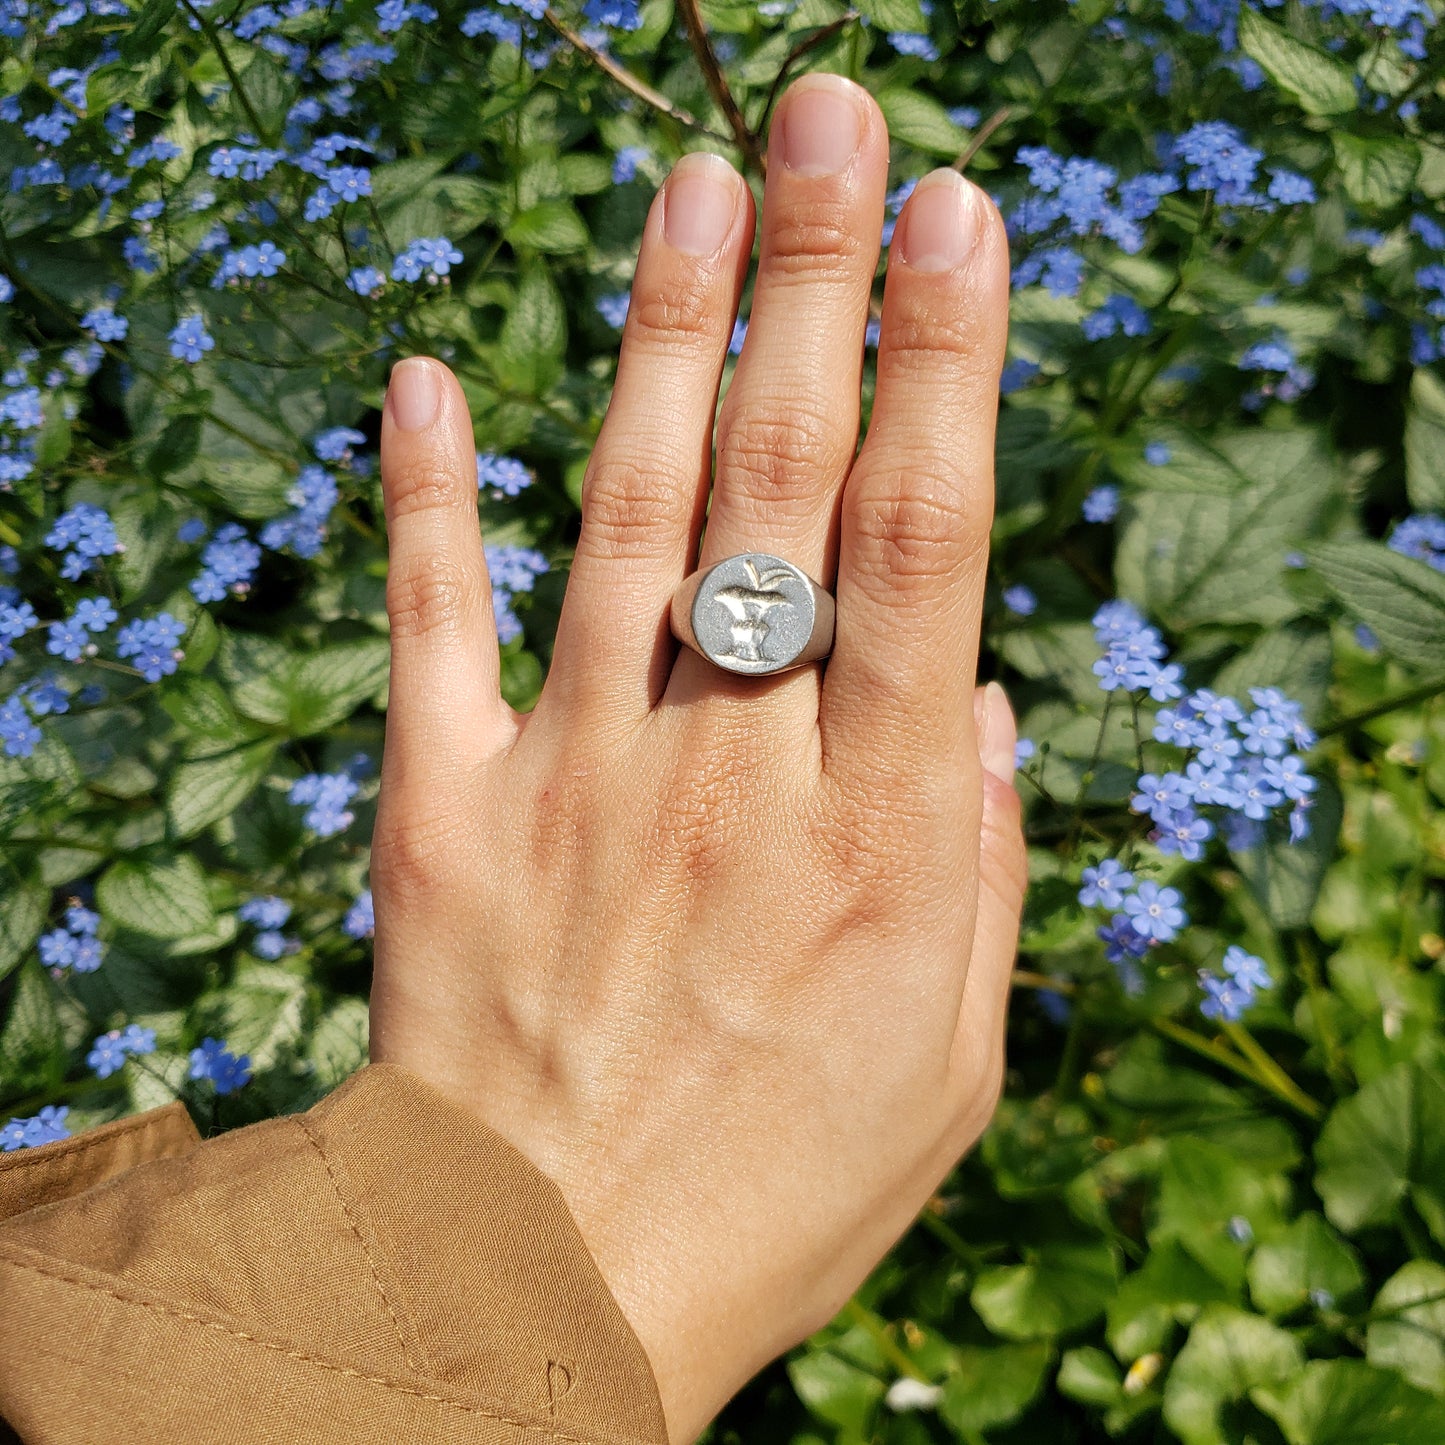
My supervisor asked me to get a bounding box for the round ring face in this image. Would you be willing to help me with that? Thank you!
[690,553,818,675]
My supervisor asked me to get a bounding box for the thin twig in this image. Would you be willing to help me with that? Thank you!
[543,8,722,142]
[955,105,1012,173]
[755,11,861,138]
[675,0,764,174]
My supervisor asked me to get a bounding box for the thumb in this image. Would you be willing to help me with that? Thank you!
[379,356,511,784]
[950,683,1028,1079]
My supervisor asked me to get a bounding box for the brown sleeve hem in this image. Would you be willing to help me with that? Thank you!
[0,1063,669,1445]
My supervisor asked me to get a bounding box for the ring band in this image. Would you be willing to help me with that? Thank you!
[670,552,835,676]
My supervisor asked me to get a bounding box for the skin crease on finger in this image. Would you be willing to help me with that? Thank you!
[367,74,1024,1445]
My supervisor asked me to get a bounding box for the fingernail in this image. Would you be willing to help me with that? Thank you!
[981,681,1017,785]
[898,170,979,273]
[780,77,863,177]
[663,152,739,257]
[387,358,441,433]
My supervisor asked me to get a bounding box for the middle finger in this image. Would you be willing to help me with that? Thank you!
[676,75,887,674]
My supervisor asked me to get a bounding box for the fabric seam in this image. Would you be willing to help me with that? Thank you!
[0,1248,660,1445]
[292,1111,428,1377]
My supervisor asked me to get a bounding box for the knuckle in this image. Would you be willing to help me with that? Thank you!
[954,1048,1006,1144]
[882,294,991,375]
[373,800,465,898]
[386,551,479,642]
[846,469,989,592]
[716,406,841,513]
[764,198,869,277]
[627,274,723,352]
[384,457,466,523]
[579,456,685,563]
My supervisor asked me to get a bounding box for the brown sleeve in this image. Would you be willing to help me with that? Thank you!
[0,1062,669,1445]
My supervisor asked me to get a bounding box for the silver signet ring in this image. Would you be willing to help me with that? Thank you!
[670,552,835,677]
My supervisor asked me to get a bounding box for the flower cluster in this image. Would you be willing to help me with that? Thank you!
[391,237,463,283]
[115,612,187,683]
[38,905,105,975]
[477,453,534,498]
[289,770,361,837]
[191,524,262,604]
[342,888,375,939]
[1,1106,70,1152]
[46,596,118,662]
[44,503,121,580]
[485,544,549,644]
[239,896,298,959]
[1067,601,1316,1015]
[1389,513,1445,572]
[259,465,338,559]
[188,1037,253,1095]
[1199,945,1274,1022]
[87,1024,157,1079]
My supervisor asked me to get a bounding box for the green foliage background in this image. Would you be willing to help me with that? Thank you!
[2,0,1445,1439]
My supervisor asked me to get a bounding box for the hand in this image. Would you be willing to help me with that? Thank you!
[368,72,1024,1444]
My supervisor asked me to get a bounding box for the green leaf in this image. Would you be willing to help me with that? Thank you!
[1151,1137,1288,1288]
[1255,1360,1445,1445]
[1247,1212,1365,1317]
[1232,774,1343,931]
[217,629,295,725]
[285,638,390,734]
[97,854,217,939]
[506,200,590,254]
[874,89,962,156]
[160,675,259,746]
[198,964,307,1072]
[1404,369,1445,511]
[167,741,276,840]
[0,960,62,1097]
[1056,1347,1124,1408]
[1107,1241,1238,1361]
[307,997,370,1090]
[787,1349,885,1432]
[858,0,927,29]
[1211,624,1333,722]
[0,875,47,986]
[1314,1064,1445,1245]
[497,263,567,395]
[938,1342,1051,1434]
[1238,9,1356,115]
[1366,1261,1445,1397]
[1306,540,1445,674]
[146,414,203,478]
[971,1238,1119,1340]
[1162,1306,1303,1445]
[1331,134,1421,210]
[121,0,173,63]
[1116,430,1331,630]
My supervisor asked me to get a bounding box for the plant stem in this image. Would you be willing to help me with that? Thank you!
[1315,676,1445,738]
[178,0,273,145]
[1152,1016,1323,1122]
[1222,1023,1326,1120]
[839,1299,931,1383]
[916,1206,987,1272]
[543,7,723,141]
[1295,934,1351,1092]
[675,0,764,175]
[755,11,861,137]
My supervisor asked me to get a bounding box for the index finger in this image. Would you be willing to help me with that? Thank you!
[818,170,1009,788]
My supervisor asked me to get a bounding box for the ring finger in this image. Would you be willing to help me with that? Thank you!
[666,74,888,708]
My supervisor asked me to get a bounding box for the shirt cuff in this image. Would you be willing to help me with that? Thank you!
[0,1062,668,1445]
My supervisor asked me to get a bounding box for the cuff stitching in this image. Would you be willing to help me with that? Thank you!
[293,1113,428,1378]
[0,1248,657,1445]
